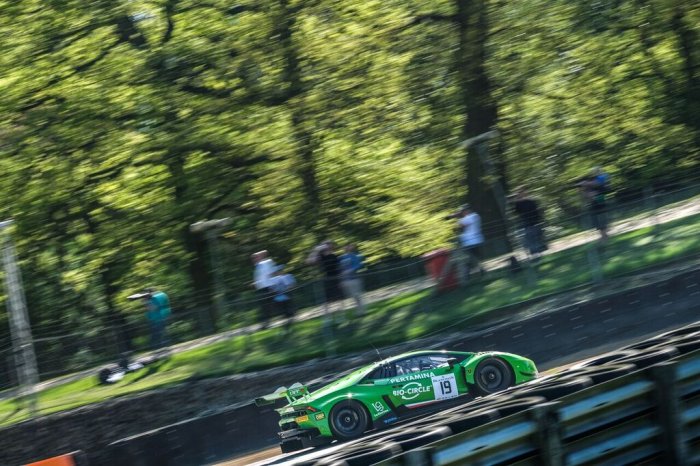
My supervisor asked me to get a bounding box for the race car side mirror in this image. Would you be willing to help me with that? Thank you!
[447,358,459,369]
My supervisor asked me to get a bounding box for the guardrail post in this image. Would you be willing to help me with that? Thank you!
[404,448,433,466]
[651,361,688,466]
[530,402,563,466]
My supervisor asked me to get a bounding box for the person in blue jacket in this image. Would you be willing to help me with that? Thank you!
[144,288,171,350]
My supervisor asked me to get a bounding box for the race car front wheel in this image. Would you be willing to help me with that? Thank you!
[329,400,370,440]
[474,358,514,395]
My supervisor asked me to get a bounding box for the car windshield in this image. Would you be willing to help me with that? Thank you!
[394,355,452,375]
[360,353,462,382]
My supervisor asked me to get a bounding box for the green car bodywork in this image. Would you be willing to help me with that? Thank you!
[255,350,537,449]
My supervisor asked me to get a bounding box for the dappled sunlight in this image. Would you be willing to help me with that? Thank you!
[3,207,699,422]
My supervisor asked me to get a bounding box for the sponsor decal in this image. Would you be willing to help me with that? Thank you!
[314,412,325,421]
[372,401,386,414]
[383,416,398,424]
[393,381,432,400]
[295,415,309,423]
[389,371,436,384]
[288,387,308,398]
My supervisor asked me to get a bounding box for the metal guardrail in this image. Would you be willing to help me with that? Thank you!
[379,348,700,466]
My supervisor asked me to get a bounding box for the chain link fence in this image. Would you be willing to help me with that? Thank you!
[1,183,699,424]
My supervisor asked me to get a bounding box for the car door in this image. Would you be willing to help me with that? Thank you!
[425,354,464,400]
[374,356,435,409]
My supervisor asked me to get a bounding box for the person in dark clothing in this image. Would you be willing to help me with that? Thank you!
[577,167,610,242]
[319,242,343,302]
[511,188,548,261]
[307,240,343,320]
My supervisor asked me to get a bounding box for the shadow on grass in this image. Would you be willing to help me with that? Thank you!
[4,212,697,428]
[0,404,24,424]
[126,359,170,386]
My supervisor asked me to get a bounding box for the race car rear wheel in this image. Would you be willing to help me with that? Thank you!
[474,358,514,395]
[280,438,304,453]
[329,400,370,440]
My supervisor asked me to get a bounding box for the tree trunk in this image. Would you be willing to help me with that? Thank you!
[670,5,700,137]
[278,0,321,223]
[183,226,217,334]
[166,151,217,333]
[455,0,510,253]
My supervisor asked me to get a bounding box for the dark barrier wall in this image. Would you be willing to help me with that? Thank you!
[101,403,281,466]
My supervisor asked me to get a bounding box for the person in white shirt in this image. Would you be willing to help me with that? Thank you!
[456,204,485,277]
[252,250,276,328]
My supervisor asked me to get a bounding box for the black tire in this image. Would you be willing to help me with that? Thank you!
[329,400,370,441]
[572,350,636,369]
[487,396,547,418]
[512,376,593,401]
[280,438,304,453]
[473,358,515,396]
[560,364,637,385]
[402,416,446,430]
[369,427,452,452]
[673,339,700,355]
[316,443,402,466]
[657,324,700,339]
[621,338,668,351]
[615,346,679,370]
[442,409,500,433]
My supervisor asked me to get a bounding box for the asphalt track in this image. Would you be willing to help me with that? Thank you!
[219,319,700,466]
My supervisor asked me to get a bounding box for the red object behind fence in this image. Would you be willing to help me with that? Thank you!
[422,248,458,292]
[25,451,85,466]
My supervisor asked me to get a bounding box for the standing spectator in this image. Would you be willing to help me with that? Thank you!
[339,243,366,318]
[456,204,485,278]
[252,250,277,328]
[511,187,548,262]
[269,265,296,332]
[307,241,343,319]
[578,167,610,242]
[144,288,171,351]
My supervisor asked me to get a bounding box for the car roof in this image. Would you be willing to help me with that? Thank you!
[388,349,468,361]
[370,349,471,367]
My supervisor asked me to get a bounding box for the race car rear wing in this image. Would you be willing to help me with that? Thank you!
[255,382,309,406]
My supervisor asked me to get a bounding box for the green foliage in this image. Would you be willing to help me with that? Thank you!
[0,0,698,381]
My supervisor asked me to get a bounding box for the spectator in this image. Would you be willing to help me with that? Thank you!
[269,265,296,332]
[578,167,610,242]
[307,241,343,319]
[144,288,170,351]
[511,187,548,262]
[252,250,277,328]
[339,243,366,317]
[456,204,485,278]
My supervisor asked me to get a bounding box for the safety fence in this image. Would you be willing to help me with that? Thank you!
[1,183,700,416]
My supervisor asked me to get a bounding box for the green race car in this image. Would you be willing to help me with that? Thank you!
[255,350,538,452]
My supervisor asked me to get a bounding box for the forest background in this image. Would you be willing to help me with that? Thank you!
[0,0,698,379]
